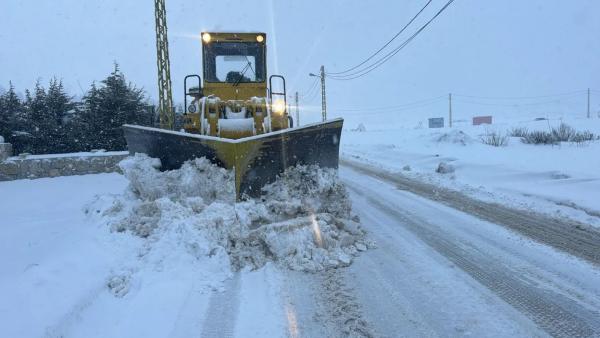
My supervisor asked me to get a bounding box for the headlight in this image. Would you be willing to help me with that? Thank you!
[202,33,211,43]
[256,34,264,43]
[271,99,285,114]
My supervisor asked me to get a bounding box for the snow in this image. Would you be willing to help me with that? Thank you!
[342,115,600,227]
[0,155,370,337]
[108,154,369,271]
[342,166,600,337]
[0,148,373,337]
[7,150,128,161]
[0,173,135,338]
[1,141,599,336]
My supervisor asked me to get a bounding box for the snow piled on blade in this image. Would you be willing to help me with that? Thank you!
[89,154,370,273]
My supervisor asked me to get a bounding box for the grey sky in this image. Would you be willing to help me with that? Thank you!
[1,0,599,123]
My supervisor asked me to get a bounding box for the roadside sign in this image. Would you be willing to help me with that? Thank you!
[428,117,444,128]
[473,116,492,125]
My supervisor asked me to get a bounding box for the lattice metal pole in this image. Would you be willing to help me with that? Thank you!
[320,65,327,122]
[155,0,174,130]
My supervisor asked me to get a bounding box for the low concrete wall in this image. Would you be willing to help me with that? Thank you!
[0,143,12,161]
[0,151,129,181]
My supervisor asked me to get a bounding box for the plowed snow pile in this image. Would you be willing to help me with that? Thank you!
[88,154,370,272]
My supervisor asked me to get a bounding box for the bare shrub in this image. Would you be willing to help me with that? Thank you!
[480,131,509,147]
[521,131,557,145]
[520,123,596,145]
[551,123,576,142]
[509,127,529,138]
[571,131,596,144]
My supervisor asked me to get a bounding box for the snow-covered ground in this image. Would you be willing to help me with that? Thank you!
[0,156,369,338]
[342,114,600,228]
[2,145,600,336]
[2,113,600,337]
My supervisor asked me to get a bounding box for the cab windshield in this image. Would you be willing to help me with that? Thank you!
[203,42,266,83]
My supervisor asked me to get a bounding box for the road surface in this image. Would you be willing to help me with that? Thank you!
[199,163,600,337]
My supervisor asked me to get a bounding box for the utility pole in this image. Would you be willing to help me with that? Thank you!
[309,65,327,122]
[587,88,591,118]
[448,93,452,127]
[155,0,174,130]
[295,91,300,126]
[320,65,327,122]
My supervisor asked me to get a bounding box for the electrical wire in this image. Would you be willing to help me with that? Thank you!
[299,78,319,99]
[327,0,455,81]
[330,90,586,115]
[303,84,321,103]
[453,96,583,107]
[337,99,445,116]
[335,95,446,112]
[453,90,586,100]
[326,0,433,75]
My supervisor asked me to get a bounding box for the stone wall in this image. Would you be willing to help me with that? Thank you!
[0,151,129,181]
[0,143,12,161]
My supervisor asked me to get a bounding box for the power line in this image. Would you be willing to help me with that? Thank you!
[335,99,445,116]
[326,0,433,75]
[299,80,320,104]
[302,82,322,103]
[303,88,320,104]
[330,90,588,114]
[327,0,455,81]
[453,90,586,100]
[301,77,319,95]
[335,95,446,112]
[453,96,583,107]
[299,78,319,99]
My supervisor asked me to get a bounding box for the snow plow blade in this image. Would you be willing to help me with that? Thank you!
[123,118,343,199]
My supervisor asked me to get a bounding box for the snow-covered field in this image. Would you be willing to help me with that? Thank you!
[342,114,600,228]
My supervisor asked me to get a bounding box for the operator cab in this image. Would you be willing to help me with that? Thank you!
[183,32,289,138]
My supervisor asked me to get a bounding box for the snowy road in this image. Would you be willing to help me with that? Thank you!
[337,164,600,337]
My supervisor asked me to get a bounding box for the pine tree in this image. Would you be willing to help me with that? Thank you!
[10,89,36,154]
[45,78,75,152]
[0,82,21,141]
[80,64,151,150]
[76,82,101,150]
[26,81,52,153]
[0,87,9,141]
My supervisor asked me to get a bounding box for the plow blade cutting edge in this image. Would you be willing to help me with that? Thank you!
[123,118,344,199]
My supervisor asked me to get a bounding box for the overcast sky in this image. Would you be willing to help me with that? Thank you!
[1,0,599,124]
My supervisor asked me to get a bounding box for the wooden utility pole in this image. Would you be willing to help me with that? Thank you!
[295,91,300,126]
[587,88,591,118]
[320,65,327,122]
[448,93,453,127]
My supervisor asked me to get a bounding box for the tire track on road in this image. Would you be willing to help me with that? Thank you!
[342,159,600,266]
[345,182,600,337]
[200,274,241,338]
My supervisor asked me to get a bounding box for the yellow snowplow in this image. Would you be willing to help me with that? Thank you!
[123,32,343,199]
